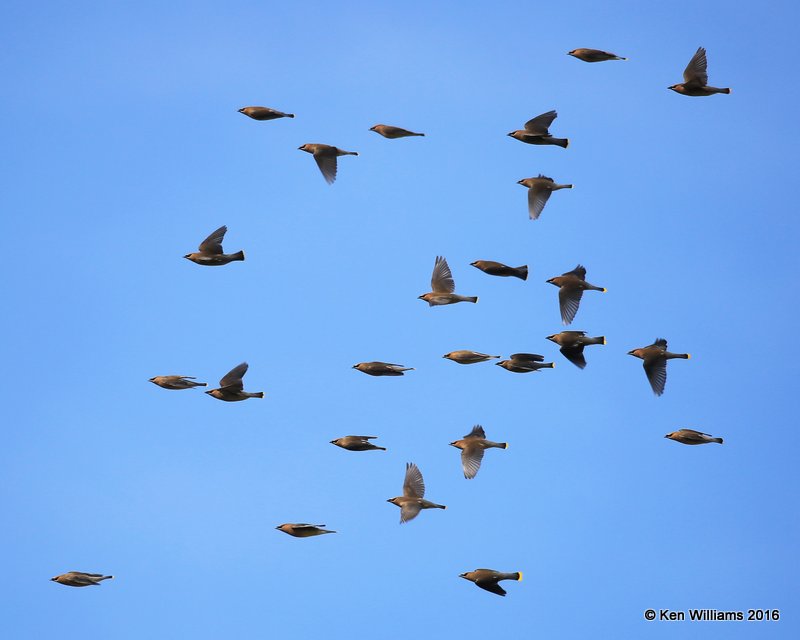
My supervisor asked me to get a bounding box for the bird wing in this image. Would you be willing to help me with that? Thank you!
[644,358,667,396]
[678,428,712,437]
[524,110,557,135]
[403,462,425,498]
[510,353,545,362]
[431,256,455,293]
[399,501,422,523]
[560,345,587,369]
[558,287,584,325]
[219,362,248,390]
[653,338,668,350]
[461,446,485,479]
[527,185,552,220]
[475,579,507,596]
[313,150,338,184]
[683,47,708,86]
[198,226,227,254]
[564,264,587,279]
[292,523,324,531]
[464,425,486,439]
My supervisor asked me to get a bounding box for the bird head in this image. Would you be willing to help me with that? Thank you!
[330,439,339,445]
[627,349,641,358]
[183,254,192,259]
[204,389,214,395]
[386,498,397,505]
[369,125,378,131]
[298,144,309,152]
[664,433,674,440]
[546,334,556,342]
[567,50,576,56]
[667,84,681,92]
[50,576,58,582]
[148,377,157,384]
[237,108,245,113]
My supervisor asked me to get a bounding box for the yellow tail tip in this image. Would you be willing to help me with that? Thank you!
[602,288,607,292]
[517,572,523,581]
[686,354,691,359]
[504,443,509,449]
[602,337,607,345]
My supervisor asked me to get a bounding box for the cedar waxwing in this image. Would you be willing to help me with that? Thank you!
[443,350,501,365]
[496,353,554,373]
[275,523,336,537]
[369,124,425,138]
[669,47,731,96]
[470,260,528,281]
[298,143,358,184]
[352,362,414,376]
[628,338,690,396]
[546,331,606,369]
[450,425,507,479]
[418,256,478,306]
[507,110,569,148]
[517,175,573,220]
[51,572,113,587]
[205,362,264,401]
[149,375,207,390]
[546,265,606,325]
[387,463,446,523]
[183,226,244,266]
[330,435,386,451]
[237,106,295,120]
[665,429,723,445]
[459,569,522,596]
[568,48,627,62]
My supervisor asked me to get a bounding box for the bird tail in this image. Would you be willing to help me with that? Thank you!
[413,132,425,136]
[345,151,359,156]
[436,504,447,510]
[251,392,265,398]
[554,138,569,149]
[713,438,724,444]
[196,382,208,387]
[591,336,606,345]
[100,576,114,581]
[514,572,522,581]
[720,88,731,94]
[543,362,555,369]
[617,57,628,61]
[467,296,478,303]
[514,266,528,281]
[287,114,296,118]
[233,250,245,261]
[376,446,388,451]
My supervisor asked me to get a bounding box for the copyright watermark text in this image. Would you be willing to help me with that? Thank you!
[644,609,780,622]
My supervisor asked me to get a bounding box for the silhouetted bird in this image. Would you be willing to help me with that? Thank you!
[298,143,358,184]
[275,523,335,537]
[51,572,113,587]
[352,362,413,376]
[665,429,723,445]
[507,110,569,148]
[546,331,605,369]
[470,260,528,280]
[669,47,731,96]
[238,106,295,120]
[546,265,605,325]
[149,375,207,390]
[369,124,425,138]
[628,339,690,396]
[443,350,500,365]
[418,256,478,306]
[205,362,264,401]
[568,48,626,62]
[387,463,446,523]
[517,175,573,220]
[450,425,507,479]
[183,226,244,266]
[330,435,386,451]
[496,353,554,373]
[459,569,522,596]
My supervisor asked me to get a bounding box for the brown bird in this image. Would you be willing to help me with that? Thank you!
[546,331,605,369]
[459,569,522,597]
[352,362,414,376]
[546,265,606,325]
[496,353,554,373]
[665,429,723,445]
[275,523,335,537]
[387,462,446,523]
[507,110,569,148]
[443,350,501,365]
[298,143,358,184]
[369,124,425,138]
[51,572,113,587]
[517,175,573,220]
[470,260,528,281]
[418,256,478,306]
[205,362,264,401]
[330,435,386,451]
[568,48,627,62]
[628,338,690,396]
[183,226,244,266]
[669,47,731,96]
[149,375,207,390]
[238,106,295,120]
[450,425,507,479]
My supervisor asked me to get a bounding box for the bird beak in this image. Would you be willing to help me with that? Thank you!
[664,434,671,439]
[546,335,555,342]
[449,442,457,447]
[329,440,336,444]
[517,179,524,185]
[50,577,57,581]
[204,390,213,394]
[148,378,155,383]
[627,350,635,356]
[459,573,468,579]
[417,295,424,300]
[506,132,513,137]
[275,526,281,530]
[495,361,502,366]
[386,499,393,503]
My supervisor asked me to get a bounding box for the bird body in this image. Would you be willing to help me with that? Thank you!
[470,260,528,280]
[298,143,358,184]
[330,435,386,451]
[669,47,730,96]
[353,362,413,376]
[184,225,244,266]
[276,523,335,537]
[496,353,554,373]
[665,428,723,445]
[149,375,207,390]
[507,110,568,148]
[443,350,500,365]
[628,338,690,396]
[547,265,605,325]
[568,48,626,62]
[518,175,572,220]
[205,362,264,401]
[419,256,477,306]
[387,463,446,523]
[238,106,295,120]
[459,569,522,596]
[51,572,113,587]
[546,331,605,369]
[369,124,425,138]
[450,425,507,479]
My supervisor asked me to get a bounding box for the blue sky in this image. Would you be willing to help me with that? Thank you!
[2,1,798,638]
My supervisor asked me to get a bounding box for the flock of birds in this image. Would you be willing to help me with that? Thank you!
[51,46,730,598]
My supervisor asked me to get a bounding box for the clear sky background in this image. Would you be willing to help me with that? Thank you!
[2,1,798,638]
